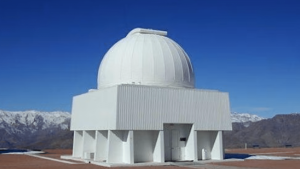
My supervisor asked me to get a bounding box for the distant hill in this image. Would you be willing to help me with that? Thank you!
[1,110,300,149]
[224,113,300,148]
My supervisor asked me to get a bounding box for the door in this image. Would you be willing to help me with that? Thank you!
[171,129,180,161]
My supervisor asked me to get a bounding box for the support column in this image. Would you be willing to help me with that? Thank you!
[72,131,83,158]
[94,131,108,161]
[123,130,134,164]
[153,130,164,162]
[82,131,96,159]
[211,131,224,160]
[186,125,198,161]
[107,130,123,163]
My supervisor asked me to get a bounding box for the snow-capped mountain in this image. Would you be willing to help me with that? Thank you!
[0,110,266,133]
[1,110,298,149]
[0,110,72,149]
[0,110,71,134]
[231,112,265,123]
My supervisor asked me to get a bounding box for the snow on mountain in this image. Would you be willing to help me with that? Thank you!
[0,110,71,134]
[0,110,265,134]
[231,112,265,123]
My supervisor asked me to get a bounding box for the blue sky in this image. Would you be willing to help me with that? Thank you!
[0,0,299,117]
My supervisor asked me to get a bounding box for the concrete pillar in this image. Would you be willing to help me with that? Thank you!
[107,130,123,163]
[82,131,96,159]
[94,130,108,161]
[186,125,198,161]
[123,131,134,164]
[153,130,164,162]
[72,131,83,158]
[211,131,224,160]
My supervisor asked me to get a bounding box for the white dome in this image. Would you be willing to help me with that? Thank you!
[97,28,195,88]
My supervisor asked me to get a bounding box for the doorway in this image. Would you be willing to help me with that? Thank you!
[164,124,192,161]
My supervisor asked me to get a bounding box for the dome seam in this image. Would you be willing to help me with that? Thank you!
[130,35,139,83]
[175,44,194,84]
[120,35,134,84]
[161,37,176,81]
[166,38,184,82]
[171,40,191,83]
[153,35,166,81]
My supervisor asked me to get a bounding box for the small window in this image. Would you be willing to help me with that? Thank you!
[180,137,186,141]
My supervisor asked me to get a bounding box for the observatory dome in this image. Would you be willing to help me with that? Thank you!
[97,28,195,88]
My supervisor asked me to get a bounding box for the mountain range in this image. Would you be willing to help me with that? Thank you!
[1,110,299,149]
[0,110,72,149]
[224,113,300,148]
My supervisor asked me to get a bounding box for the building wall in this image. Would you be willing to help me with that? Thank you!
[71,84,231,132]
[72,129,224,163]
[197,131,223,160]
[117,85,232,130]
[133,131,156,162]
[83,131,96,159]
[94,130,108,161]
[72,131,83,157]
[71,86,118,130]
[107,130,124,163]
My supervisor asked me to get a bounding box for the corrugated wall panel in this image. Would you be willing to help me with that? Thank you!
[116,85,232,130]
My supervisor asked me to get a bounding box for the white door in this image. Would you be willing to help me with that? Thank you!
[171,129,180,161]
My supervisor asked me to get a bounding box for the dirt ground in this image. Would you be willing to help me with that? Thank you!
[1,148,300,169]
[0,154,192,169]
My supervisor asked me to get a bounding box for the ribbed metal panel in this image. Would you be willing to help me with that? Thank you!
[116,85,232,130]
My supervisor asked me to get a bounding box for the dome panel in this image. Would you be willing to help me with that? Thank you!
[97,28,195,88]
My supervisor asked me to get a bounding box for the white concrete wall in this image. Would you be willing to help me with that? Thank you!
[197,131,224,160]
[71,86,118,130]
[211,131,223,160]
[83,131,96,159]
[134,131,155,163]
[72,131,83,157]
[197,131,212,160]
[106,130,134,164]
[117,85,232,131]
[185,125,197,161]
[153,131,164,162]
[123,131,134,164]
[94,131,108,161]
[107,130,124,163]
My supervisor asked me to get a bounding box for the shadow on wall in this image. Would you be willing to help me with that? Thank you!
[224,153,254,159]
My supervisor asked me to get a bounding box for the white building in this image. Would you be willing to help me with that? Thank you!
[69,28,232,165]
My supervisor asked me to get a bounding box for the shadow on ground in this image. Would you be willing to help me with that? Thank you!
[0,149,27,154]
[225,153,254,159]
